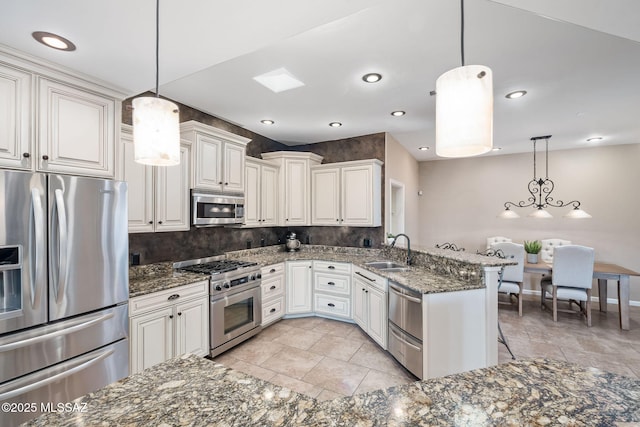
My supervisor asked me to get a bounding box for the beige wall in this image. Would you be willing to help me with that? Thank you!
[417,143,640,303]
[385,133,420,245]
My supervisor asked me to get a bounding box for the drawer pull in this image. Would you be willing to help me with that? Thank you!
[169,315,174,319]
[270,285,276,290]
[327,281,335,286]
[270,268,276,273]
[270,308,276,313]
[328,265,335,270]
[327,303,335,307]
[355,271,376,283]
[167,294,180,301]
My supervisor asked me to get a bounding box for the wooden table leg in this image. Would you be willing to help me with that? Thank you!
[618,276,630,330]
[598,278,608,312]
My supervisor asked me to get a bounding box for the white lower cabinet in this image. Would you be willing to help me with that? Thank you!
[261,263,285,326]
[285,261,313,315]
[129,280,209,374]
[313,261,352,319]
[352,266,388,349]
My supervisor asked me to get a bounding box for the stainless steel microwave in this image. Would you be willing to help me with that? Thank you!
[192,191,245,226]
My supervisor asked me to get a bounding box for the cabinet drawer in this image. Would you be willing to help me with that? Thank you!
[130,280,209,316]
[262,296,285,326]
[314,293,350,319]
[261,276,285,299]
[353,266,387,292]
[314,272,351,295]
[313,261,351,275]
[261,263,285,278]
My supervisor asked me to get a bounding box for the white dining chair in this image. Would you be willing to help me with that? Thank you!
[540,245,595,326]
[492,242,525,316]
[486,236,512,250]
[539,239,571,264]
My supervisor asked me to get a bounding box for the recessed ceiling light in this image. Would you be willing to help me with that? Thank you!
[391,111,406,117]
[260,119,275,125]
[492,147,502,151]
[418,146,430,151]
[32,31,76,51]
[362,73,382,83]
[328,122,342,128]
[253,68,305,93]
[586,137,603,142]
[505,90,527,99]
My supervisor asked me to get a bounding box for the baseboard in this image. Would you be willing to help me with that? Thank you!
[521,289,640,307]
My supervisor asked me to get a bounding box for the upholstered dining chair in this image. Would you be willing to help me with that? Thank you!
[540,245,595,326]
[539,239,572,264]
[486,236,512,250]
[492,242,525,316]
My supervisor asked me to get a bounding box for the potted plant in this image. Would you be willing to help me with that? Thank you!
[387,233,395,245]
[524,240,542,264]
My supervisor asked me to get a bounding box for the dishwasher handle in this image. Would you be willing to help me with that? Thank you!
[389,283,422,304]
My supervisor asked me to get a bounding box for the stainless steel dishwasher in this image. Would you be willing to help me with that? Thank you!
[388,281,423,379]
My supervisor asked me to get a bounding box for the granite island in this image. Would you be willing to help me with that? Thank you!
[24,353,640,426]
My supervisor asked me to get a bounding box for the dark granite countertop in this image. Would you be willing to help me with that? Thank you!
[129,263,208,298]
[24,354,640,426]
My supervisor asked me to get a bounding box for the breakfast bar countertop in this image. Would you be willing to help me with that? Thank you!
[24,353,640,426]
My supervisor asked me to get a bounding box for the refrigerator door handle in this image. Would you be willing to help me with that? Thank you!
[0,310,115,353]
[0,347,114,401]
[30,188,46,308]
[53,188,69,303]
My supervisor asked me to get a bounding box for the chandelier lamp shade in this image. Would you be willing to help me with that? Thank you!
[133,0,180,166]
[498,135,592,219]
[435,0,493,158]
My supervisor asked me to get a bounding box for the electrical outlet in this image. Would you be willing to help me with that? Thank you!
[130,253,140,266]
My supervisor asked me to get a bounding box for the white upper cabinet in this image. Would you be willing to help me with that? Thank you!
[0,63,32,170]
[311,159,382,227]
[244,157,279,227]
[0,47,124,178]
[180,121,250,193]
[261,151,323,226]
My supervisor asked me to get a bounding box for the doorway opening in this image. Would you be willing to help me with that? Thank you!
[389,179,405,245]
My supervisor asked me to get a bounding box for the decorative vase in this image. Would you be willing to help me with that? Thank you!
[527,253,538,264]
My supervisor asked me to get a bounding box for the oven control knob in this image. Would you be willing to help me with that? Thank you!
[214,285,222,291]
[256,273,262,279]
[223,282,230,289]
[250,274,256,281]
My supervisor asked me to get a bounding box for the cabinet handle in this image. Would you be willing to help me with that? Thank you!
[355,271,377,283]
[327,303,335,307]
[269,268,276,273]
[167,294,180,301]
[169,315,174,319]
[218,181,223,185]
[148,221,153,224]
[42,155,49,161]
[23,152,30,158]
[362,288,366,291]
[158,221,163,224]
[336,219,339,222]
[328,265,335,270]
[178,312,182,316]
[270,285,276,290]
[270,308,276,313]
[327,282,335,286]
[285,219,289,222]
[224,182,229,185]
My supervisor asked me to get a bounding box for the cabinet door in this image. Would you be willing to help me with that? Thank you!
[341,164,374,226]
[0,63,32,170]
[175,297,209,357]
[260,163,278,227]
[37,77,115,177]
[155,142,190,232]
[311,167,340,225]
[244,160,261,227]
[120,130,154,233]
[130,307,174,374]
[367,286,387,349]
[352,277,367,329]
[284,158,308,225]
[193,134,222,191]
[223,142,245,193]
[286,261,313,314]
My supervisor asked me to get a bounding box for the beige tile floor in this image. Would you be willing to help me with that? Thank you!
[213,298,640,401]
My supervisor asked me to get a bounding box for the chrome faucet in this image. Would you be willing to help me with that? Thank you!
[390,233,411,265]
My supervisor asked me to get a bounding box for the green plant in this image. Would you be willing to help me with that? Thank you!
[524,240,542,254]
[387,233,395,238]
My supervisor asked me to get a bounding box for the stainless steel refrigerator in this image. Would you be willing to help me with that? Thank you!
[0,170,129,426]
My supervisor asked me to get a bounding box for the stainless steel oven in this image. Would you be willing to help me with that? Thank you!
[210,283,261,357]
[388,281,423,379]
[192,191,245,226]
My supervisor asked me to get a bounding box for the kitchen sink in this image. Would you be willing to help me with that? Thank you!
[365,261,409,272]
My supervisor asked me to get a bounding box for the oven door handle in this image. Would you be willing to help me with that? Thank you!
[389,327,422,352]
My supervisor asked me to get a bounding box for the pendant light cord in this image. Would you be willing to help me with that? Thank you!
[155,0,160,98]
[460,0,465,67]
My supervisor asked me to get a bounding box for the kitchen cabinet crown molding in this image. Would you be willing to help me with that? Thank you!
[261,151,324,163]
[310,158,384,169]
[179,120,251,146]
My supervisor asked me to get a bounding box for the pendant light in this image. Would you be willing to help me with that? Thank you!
[435,0,493,158]
[499,135,591,219]
[133,0,180,166]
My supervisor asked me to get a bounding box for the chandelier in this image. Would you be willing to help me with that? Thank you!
[498,135,591,219]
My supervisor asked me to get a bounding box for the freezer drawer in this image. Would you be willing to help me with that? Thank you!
[0,304,128,384]
[0,338,129,427]
[388,321,423,379]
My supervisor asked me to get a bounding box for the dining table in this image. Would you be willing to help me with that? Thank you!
[524,261,639,330]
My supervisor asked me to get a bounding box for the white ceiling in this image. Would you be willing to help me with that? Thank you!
[2,0,639,161]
